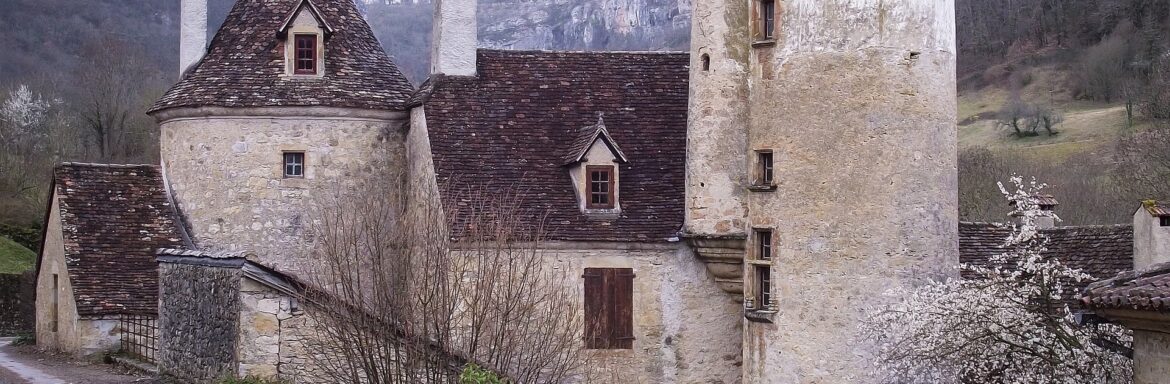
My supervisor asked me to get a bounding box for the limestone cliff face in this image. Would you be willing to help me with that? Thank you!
[477,0,691,50]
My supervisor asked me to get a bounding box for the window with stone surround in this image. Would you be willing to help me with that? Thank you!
[747,228,775,315]
[755,0,777,43]
[583,267,635,349]
[283,152,305,178]
[51,273,59,332]
[1162,216,1170,227]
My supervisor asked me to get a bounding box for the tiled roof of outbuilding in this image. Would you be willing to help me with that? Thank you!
[418,49,689,242]
[50,164,184,316]
[1082,262,1170,312]
[150,0,414,113]
[959,222,1133,285]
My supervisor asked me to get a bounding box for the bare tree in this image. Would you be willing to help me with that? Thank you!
[295,165,585,383]
[73,36,162,163]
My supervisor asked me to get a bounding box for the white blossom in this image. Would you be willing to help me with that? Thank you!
[862,176,1132,384]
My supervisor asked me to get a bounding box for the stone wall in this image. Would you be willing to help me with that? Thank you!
[158,262,242,382]
[156,107,409,272]
[538,243,742,384]
[1134,330,1170,384]
[0,273,32,336]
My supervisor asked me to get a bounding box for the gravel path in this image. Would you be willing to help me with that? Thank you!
[0,338,157,384]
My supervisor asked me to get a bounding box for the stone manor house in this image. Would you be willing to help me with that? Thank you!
[28,0,1170,382]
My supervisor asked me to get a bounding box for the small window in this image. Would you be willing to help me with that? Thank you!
[294,34,318,75]
[583,268,635,349]
[760,0,776,40]
[701,54,711,71]
[757,151,774,186]
[587,165,615,209]
[1161,216,1170,227]
[752,229,774,311]
[51,273,59,332]
[283,152,305,178]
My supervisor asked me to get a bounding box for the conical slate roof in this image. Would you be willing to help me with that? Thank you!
[150,0,415,113]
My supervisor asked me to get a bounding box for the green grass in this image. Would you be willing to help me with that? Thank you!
[0,236,36,274]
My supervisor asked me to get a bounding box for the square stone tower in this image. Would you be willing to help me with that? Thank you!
[685,0,959,382]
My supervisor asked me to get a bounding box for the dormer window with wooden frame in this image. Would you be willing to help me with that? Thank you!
[279,0,333,78]
[564,115,629,214]
[294,34,318,75]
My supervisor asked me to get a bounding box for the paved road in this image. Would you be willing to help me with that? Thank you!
[0,338,155,384]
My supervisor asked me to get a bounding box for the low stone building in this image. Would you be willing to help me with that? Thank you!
[155,248,465,383]
[1083,202,1170,384]
[33,163,185,356]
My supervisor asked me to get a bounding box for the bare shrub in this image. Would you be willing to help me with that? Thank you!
[295,165,584,383]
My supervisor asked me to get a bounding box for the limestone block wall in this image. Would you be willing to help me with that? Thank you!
[1134,330,1170,384]
[1133,210,1170,270]
[156,107,409,271]
[539,243,742,383]
[158,263,242,382]
[736,0,959,382]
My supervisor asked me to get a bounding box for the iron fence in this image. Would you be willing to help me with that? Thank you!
[120,315,158,364]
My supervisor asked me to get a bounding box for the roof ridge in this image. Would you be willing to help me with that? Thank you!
[478,48,688,55]
[59,162,157,169]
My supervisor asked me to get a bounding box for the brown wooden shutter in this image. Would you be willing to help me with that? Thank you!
[583,268,608,349]
[611,268,635,349]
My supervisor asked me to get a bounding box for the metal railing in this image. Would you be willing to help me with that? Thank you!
[119,315,158,364]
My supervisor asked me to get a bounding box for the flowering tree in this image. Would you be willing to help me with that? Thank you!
[862,176,1132,384]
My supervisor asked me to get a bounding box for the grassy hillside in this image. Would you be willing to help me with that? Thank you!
[0,236,36,274]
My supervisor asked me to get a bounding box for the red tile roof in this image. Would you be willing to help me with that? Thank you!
[150,0,415,113]
[417,50,689,242]
[50,164,184,317]
[1082,262,1170,312]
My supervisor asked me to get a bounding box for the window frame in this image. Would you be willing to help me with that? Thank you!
[293,33,319,75]
[756,150,774,186]
[583,267,635,350]
[1161,216,1170,227]
[283,152,306,178]
[756,0,777,42]
[585,165,616,210]
[747,228,775,314]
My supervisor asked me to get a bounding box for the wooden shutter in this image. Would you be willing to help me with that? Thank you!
[583,268,608,349]
[611,268,636,349]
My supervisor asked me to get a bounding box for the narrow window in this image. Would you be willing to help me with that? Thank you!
[283,152,305,178]
[587,165,615,209]
[583,268,635,349]
[51,273,59,332]
[1161,216,1170,227]
[753,229,774,311]
[701,54,711,71]
[760,0,776,40]
[294,34,318,75]
[757,151,774,186]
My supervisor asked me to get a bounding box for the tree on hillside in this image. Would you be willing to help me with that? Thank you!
[73,36,163,163]
[0,84,76,223]
[864,176,1133,384]
[297,166,585,383]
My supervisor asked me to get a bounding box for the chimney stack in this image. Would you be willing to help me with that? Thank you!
[431,0,477,76]
[180,0,208,75]
[1134,200,1170,270]
[1011,195,1059,229]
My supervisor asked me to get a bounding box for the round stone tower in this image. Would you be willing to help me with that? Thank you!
[685,0,958,382]
[149,0,415,271]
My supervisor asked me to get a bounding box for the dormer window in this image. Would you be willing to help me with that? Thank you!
[294,34,318,75]
[279,0,333,77]
[587,166,615,209]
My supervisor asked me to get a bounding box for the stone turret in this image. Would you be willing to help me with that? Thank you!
[179,0,207,75]
[150,0,415,271]
[687,0,958,381]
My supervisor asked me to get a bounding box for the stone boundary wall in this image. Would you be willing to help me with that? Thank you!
[158,263,242,382]
[0,272,34,336]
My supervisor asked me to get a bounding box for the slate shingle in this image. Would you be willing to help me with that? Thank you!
[150,0,415,113]
[419,50,689,242]
[53,164,185,317]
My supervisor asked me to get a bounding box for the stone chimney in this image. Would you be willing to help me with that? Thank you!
[180,0,208,75]
[1133,200,1170,270]
[431,0,477,76]
[1011,195,1059,229]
